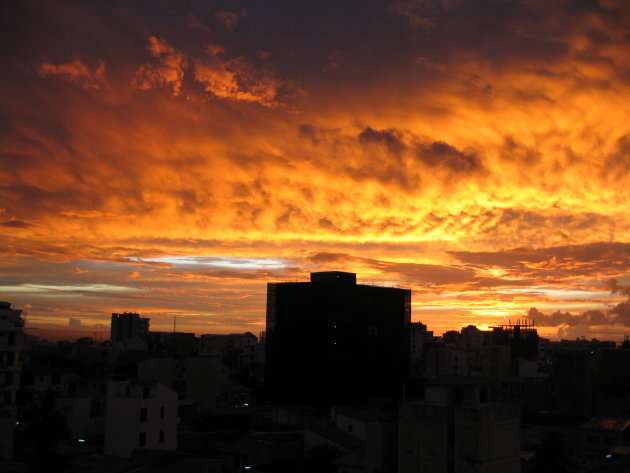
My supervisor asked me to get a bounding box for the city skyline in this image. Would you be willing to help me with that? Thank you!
[2,1,630,340]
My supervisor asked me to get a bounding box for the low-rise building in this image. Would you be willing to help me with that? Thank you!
[399,377,521,473]
[104,379,178,458]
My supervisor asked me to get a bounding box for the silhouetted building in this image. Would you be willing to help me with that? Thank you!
[580,417,630,456]
[104,379,178,458]
[110,312,149,344]
[265,271,411,407]
[0,301,25,459]
[399,378,521,473]
[492,320,539,360]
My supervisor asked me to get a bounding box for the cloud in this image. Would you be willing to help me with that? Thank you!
[603,278,630,296]
[2,0,630,336]
[38,58,106,89]
[1,219,38,228]
[528,304,630,329]
[193,46,285,106]
[215,10,248,30]
[132,37,188,97]
[358,127,406,157]
[388,0,440,31]
[416,141,483,173]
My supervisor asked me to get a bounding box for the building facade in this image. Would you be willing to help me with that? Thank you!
[104,379,178,458]
[110,312,150,344]
[399,378,521,473]
[265,271,411,406]
[0,301,25,459]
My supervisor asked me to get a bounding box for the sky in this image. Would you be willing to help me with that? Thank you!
[1,0,630,340]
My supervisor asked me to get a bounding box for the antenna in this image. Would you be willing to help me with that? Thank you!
[173,315,177,333]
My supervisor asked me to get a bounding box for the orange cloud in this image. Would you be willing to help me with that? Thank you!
[193,48,285,106]
[38,58,106,89]
[2,0,630,337]
[132,37,188,96]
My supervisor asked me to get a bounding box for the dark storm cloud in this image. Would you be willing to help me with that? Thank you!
[358,127,406,157]
[1,219,38,228]
[603,278,630,297]
[415,141,482,173]
[528,303,630,329]
[527,307,611,327]
[450,242,630,269]
[306,251,476,286]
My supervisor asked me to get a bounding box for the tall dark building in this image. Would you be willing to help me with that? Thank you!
[110,312,150,343]
[265,272,411,406]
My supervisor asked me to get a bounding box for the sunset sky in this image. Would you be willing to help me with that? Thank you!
[2,0,630,340]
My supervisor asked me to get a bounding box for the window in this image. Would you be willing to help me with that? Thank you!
[143,386,150,399]
[160,406,165,419]
[138,432,146,446]
[159,429,165,444]
[348,424,353,433]
[140,407,148,421]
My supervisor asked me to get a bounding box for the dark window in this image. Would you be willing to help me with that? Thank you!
[159,429,165,444]
[160,406,165,419]
[140,407,148,421]
[100,385,106,394]
[143,386,150,399]
[138,432,146,446]
[8,333,15,347]
[348,424,353,433]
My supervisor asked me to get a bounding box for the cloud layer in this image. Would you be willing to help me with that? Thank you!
[1,0,630,337]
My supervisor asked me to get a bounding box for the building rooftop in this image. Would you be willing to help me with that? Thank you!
[332,405,388,424]
[305,425,364,450]
[425,376,491,387]
[582,417,630,432]
[310,271,357,284]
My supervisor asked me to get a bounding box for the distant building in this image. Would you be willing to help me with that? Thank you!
[265,271,411,406]
[110,312,149,344]
[580,416,630,455]
[199,332,257,353]
[491,320,539,361]
[104,379,178,458]
[0,301,25,459]
[409,322,433,375]
[399,378,521,473]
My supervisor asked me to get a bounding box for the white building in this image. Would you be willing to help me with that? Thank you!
[0,301,25,459]
[104,379,178,458]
